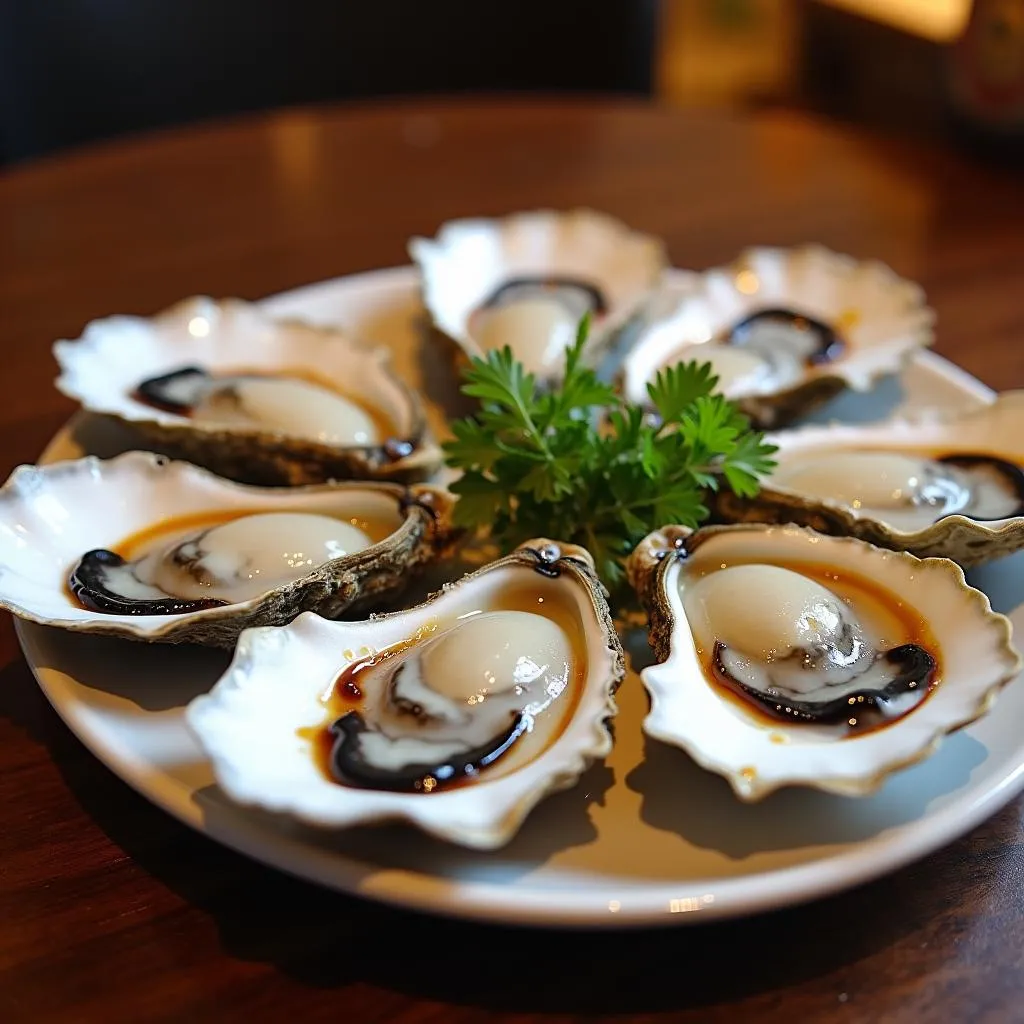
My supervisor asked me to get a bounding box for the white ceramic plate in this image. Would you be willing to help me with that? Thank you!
[16,268,1024,928]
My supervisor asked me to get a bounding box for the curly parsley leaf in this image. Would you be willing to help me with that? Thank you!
[442,319,777,584]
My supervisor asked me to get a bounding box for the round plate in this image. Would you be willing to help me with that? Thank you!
[17,267,1024,928]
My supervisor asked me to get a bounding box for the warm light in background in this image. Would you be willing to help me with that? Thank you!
[818,0,973,42]
[657,0,975,109]
[657,0,799,106]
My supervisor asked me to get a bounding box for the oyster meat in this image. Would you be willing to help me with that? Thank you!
[468,278,606,379]
[714,392,1024,565]
[186,540,625,848]
[135,366,384,447]
[328,608,577,792]
[409,209,666,385]
[620,247,934,429]
[0,451,458,647]
[70,511,384,615]
[686,563,935,725]
[627,523,1019,799]
[53,297,441,485]
[770,453,1022,531]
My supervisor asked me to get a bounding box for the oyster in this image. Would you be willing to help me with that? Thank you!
[620,245,935,428]
[714,392,1024,566]
[53,296,442,485]
[0,451,458,647]
[409,209,666,385]
[186,539,625,849]
[627,523,1019,800]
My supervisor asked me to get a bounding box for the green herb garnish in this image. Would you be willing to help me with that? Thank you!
[443,315,778,586]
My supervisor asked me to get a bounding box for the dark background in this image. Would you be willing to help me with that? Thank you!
[0,0,657,165]
[0,0,1013,168]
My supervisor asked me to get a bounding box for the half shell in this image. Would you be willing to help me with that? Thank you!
[409,209,666,385]
[186,539,625,849]
[0,451,458,647]
[53,296,442,485]
[620,245,935,428]
[627,523,1019,800]
[714,392,1024,566]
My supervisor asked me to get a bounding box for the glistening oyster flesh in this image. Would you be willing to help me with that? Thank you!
[0,451,458,647]
[686,563,936,724]
[53,296,441,485]
[713,392,1024,565]
[70,510,389,616]
[409,209,666,385]
[186,540,625,848]
[134,366,385,447]
[620,247,935,429]
[627,523,1019,800]
[326,607,577,792]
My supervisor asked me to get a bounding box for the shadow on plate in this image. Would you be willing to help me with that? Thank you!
[22,622,230,712]
[626,733,988,859]
[967,550,1024,616]
[193,755,614,887]
[795,372,906,426]
[1,640,1021,1015]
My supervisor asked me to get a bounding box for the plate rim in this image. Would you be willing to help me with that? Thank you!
[17,265,1024,930]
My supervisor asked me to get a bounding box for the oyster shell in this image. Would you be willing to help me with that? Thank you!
[714,392,1024,566]
[620,245,935,429]
[627,523,1019,800]
[186,539,624,849]
[0,451,458,647]
[53,296,442,485]
[409,209,666,385]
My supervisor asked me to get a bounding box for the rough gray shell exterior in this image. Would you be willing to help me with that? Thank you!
[626,523,702,662]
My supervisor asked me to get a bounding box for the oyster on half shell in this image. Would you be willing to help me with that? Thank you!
[53,297,442,486]
[0,451,458,647]
[713,392,1024,566]
[627,523,1019,800]
[186,539,625,849]
[409,209,666,386]
[620,246,935,429]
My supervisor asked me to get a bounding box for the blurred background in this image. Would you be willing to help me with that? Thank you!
[0,0,1021,168]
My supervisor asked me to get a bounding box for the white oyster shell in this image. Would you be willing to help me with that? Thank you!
[409,209,666,382]
[620,245,935,428]
[53,296,441,485]
[715,391,1024,565]
[0,451,457,647]
[186,540,624,849]
[627,523,1020,801]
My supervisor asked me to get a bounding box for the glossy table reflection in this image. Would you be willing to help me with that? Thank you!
[2,99,1024,1023]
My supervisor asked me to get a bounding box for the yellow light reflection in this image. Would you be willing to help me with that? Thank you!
[817,0,971,43]
[735,270,760,295]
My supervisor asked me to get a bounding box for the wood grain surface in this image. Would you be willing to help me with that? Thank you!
[1,98,1023,1024]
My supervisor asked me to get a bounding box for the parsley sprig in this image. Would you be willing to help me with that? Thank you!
[443,315,777,585]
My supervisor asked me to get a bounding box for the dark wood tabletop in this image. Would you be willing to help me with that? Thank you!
[2,98,1024,1024]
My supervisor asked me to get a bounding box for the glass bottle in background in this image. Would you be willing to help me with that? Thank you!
[946,0,1024,163]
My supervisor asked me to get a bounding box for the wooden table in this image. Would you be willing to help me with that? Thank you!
[2,99,1023,1023]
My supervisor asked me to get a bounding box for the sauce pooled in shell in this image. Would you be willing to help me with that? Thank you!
[69,505,400,616]
[680,551,939,733]
[303,576,589,792]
